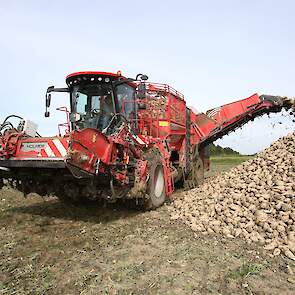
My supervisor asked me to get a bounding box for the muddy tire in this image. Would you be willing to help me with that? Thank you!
[184,157,204,190]
[144,149,166,210]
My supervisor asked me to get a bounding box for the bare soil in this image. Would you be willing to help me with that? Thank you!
[0,160,295,295]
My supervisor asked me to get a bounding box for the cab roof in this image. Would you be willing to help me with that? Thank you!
[66,71,125,80]
[66,71,134,87]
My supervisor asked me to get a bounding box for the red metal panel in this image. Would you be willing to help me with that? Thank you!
[11,137,69,159]
[67,129,114,175]
[207,94,260,124]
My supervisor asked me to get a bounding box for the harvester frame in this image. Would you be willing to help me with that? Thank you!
[0,71,293,209]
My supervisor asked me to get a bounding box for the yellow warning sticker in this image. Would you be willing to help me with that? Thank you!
[159,121,169,127]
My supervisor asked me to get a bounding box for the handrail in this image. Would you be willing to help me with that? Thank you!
[56,106,70,136]
[135,82,185,100]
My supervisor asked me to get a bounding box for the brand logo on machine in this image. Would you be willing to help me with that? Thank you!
[21,142,48,152]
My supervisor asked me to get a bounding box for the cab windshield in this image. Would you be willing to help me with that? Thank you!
[115,84,136,120]
[71,83,115,130]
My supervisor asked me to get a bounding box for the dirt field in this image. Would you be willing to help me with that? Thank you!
[1,158,294,295]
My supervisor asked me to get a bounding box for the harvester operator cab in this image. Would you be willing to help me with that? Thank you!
[71,83,114,131]
[44,71,149,134]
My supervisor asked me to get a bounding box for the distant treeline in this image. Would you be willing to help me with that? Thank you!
[209,143,240,156]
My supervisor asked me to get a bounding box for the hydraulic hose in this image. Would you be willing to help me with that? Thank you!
[0,115,41,137]
[3,115,24,124]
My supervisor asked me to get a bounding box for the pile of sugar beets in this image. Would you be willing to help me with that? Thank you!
[170,132,295,260]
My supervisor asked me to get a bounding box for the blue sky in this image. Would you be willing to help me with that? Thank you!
[0,0,294,154]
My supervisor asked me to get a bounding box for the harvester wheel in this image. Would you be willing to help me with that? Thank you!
[144,150,166,209]
[184,157,204,190]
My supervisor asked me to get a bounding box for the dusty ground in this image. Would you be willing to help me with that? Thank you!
[0,158,295,295]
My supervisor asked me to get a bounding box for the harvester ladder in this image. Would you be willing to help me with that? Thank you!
[163,157,174,195]
[185,107,191,173]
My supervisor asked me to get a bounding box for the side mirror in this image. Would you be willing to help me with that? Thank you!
[46,93,51,108]
[44,86,69,118]
[140,75,148,81]
[45,93,51,118]
[136,74,149,81]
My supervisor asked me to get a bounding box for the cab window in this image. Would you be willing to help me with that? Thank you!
[76,92,88,114]
[115,84,136,119]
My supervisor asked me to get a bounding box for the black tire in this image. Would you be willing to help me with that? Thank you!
[184,157,204,190]
[144,150,166,210]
